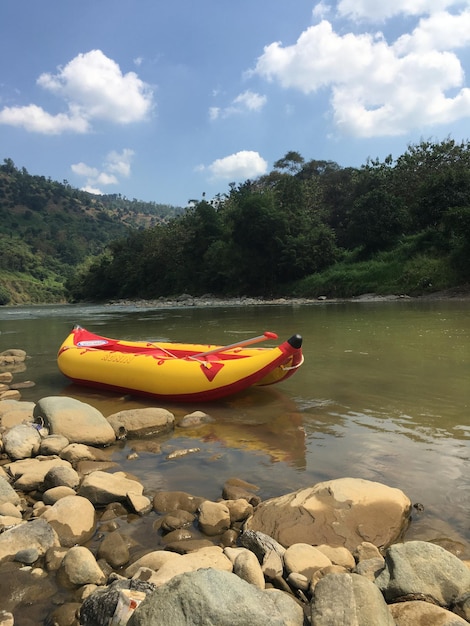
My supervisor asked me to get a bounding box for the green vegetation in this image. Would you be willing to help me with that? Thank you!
[68,139,470,302]
[1,139,470,305]
[0,158,183,304]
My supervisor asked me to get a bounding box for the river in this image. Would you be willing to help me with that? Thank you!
[1,297,470,551]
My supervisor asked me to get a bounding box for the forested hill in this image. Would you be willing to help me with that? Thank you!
[0,158,184,304]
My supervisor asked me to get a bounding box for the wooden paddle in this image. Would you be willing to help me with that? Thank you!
[192,331,279,358]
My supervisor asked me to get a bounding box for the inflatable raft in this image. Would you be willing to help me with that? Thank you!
[57,325,304,402]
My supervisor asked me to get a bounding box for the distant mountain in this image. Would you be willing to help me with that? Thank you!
[0,158,185,304]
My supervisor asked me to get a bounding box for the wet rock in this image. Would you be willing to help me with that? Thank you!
[34,397,115,446]
[127,568,304,626]
[153,490,206,514]
[0,561,57,614]
[60,443,111,464]
[245,477,411,551]
[223,498,254,523]
[222,477,261,506]
[178,410,214,428]
[14,548,39,565]
[159,509,195,533]
[97,530,130,568]
[311,572,395,626]
[198,500,231,536]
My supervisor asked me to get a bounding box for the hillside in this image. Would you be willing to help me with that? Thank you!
[0,158,184,304]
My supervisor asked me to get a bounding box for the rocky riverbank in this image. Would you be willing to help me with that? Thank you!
[2,349,470,625]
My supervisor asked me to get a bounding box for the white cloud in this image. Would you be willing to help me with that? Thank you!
[0,50,154,134]
[204,150,268,181]
[0,103,89,134]
[209,90,266,120]
[251,11,470,137]
[337,0,461,21]
[71,148,134,193]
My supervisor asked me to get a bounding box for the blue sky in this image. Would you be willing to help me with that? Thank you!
[1,1,470,207]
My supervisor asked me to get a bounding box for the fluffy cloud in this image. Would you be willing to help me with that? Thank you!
[203,150,268,181]
[71,148,135,194]
[209,90,266,120]
[251,6,470,137]
[0,50,154,134]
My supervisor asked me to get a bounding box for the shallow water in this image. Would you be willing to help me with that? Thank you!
[1,298,470,551]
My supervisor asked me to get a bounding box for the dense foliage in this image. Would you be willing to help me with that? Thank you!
[0,159,183,303]
[67,139,470,301]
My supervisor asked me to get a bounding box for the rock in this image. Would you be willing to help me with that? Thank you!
[0,476,21,507]
[127,568,304,626]
[389,600,468,625]
[375,540,470,606]
[61,444,111,464]
[245,477,411,551]
[354,540,384,562]
[125,550,181,578]
[14,548,39,565]
[5,457,74,492]
[106,407,175,438]
[233,548,265,589]
[34,396,115,446]
[39,434,70,456]
[61,546,106,586]
[223,498,254,522]
[284,543,332,579]
[153,490,206,514]
[0,502,22,518]
[0,400,35,429]
[159,509,195,533]
[315,544,356,569]
[0,518,59,564]
[97,531,130,568]
[142,546,233,587]
[43,464,80,491]
[127,492,152,516]
[222,477,261,506]
[311,572,395,626]
[79,470,144,506]
[0,391,21,402]
[40,495,96,547]
[354,556,386,581]
[198,500,231,536]
[42,486,77,505]
[178,410,214,428]
[3,423,41,460]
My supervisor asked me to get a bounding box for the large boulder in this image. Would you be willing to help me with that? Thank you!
[375,540,470,606]
[33,396,115,446]
[128,568,304,626]
[40,495,96,547]
[245,477,411,551]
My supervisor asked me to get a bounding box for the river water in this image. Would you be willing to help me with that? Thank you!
[1,298,470,551]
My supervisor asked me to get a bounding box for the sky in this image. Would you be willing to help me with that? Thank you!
[1,0,470,208]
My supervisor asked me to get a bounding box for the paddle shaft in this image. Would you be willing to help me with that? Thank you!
[192,331,278,358]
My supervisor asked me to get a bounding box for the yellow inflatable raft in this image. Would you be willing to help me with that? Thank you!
[57,325,304,402]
